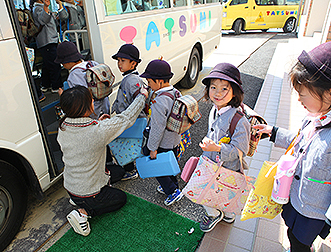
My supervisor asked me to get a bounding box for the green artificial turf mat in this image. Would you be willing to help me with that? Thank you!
[47,193,204,252]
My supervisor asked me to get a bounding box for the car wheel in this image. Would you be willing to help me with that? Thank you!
[283,17,296,33]
[179,48,200,89]
[233,19,243,35]
[0,161,28,251]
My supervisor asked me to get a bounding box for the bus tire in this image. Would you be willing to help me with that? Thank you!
[283,17,296,33]
[261,29,268,32]
[233,19,243,35]
[180,48,200,89]
[0,161,28,251]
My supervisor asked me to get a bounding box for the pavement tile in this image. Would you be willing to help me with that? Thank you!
[224,244,250,252]
[257,218,284,243]
[234,217,257,233]
[228,227,254,250]
[253,237,285,252]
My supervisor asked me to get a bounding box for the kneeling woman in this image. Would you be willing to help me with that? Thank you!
[57,86,148,236]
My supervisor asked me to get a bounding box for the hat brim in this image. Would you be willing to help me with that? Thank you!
[112,52,141,63]
[54,52,83,64]
[140,72,174,79]
[202,72,243,91]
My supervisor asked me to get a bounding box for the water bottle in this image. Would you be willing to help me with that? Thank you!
[271,155,297,204]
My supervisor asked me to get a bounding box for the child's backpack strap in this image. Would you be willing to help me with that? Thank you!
[229,110,244,137]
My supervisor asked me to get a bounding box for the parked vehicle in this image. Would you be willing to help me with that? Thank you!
[222,0,300,34]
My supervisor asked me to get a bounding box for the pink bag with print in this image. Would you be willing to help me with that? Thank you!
[182,155,255,215]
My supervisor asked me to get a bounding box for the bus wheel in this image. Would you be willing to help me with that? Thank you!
[0,161,28,251]
[261,29,268,32]
[233,20,243,35]
[180,48,200,89]
[283,17,296,33]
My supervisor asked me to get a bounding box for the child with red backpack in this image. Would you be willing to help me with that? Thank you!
[198,63,250,232]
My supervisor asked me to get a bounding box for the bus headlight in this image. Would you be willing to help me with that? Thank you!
[222,12,227,18]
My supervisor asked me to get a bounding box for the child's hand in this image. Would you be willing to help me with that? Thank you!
[98,114,110,121]
[199,137,221,152]
[253,124,273,135]
[140,86,149,99]
[150,150,157,159]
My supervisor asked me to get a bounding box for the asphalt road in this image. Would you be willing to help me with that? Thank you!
[5,30,297,252]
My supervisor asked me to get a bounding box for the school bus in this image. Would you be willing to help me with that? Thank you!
[222,0,300,34]
[0,0,221,250]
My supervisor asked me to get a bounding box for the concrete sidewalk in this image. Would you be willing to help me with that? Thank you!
[197,34,331,252]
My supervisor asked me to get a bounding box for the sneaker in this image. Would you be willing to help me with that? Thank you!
[199,210,224,232]
[164,188,183,206]
[40,86,49,92]
[121,170,138,181]
[223,212,236,224]
[51,88,59,93]
[156,185,165,194]
[69,198,77,206]
[67,210,90,236]
[38,93,46,102]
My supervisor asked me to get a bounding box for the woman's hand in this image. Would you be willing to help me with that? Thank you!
[98,114,110,121]
[199,137,221,152]
[150,150,157,159]
[253,124,273,135]
[140,86,149,99]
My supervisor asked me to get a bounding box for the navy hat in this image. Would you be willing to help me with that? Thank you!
[202,63,243,91]
[112,44,141,63]
[54,41,83,64]
[140,59,174,79]
[298,41,331,82]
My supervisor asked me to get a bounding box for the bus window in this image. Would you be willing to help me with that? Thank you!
[174,0,187,7]
[105,0,170,14]
[206,0,220,3]
[194,0,204,5]
[230,0,248,5]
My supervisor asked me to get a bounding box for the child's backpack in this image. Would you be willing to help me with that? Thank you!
[84,62,115,100]
[16,8,43,45]
[229,104,268,157]
[159,90,201,134]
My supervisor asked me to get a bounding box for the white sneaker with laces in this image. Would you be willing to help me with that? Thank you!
[67,210,90,236]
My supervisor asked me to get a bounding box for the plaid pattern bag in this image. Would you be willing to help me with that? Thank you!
[229,104,268,157]
[160,91,201,134]
[86,63,115,100]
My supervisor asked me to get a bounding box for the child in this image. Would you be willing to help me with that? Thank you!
[33,0,68,93]
[140,59,183,206]
[111,44,146,180]
[57,85,148,236]
[55,41,110,119]
[198,63,250,232]
[254,42,331,252]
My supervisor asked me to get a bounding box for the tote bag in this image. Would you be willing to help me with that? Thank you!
[182,155,254,215]
[240,161,282,221]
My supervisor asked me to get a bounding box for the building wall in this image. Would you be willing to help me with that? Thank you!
[304,0,330,37]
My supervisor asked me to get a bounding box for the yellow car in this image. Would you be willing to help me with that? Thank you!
[222,0,300,34]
